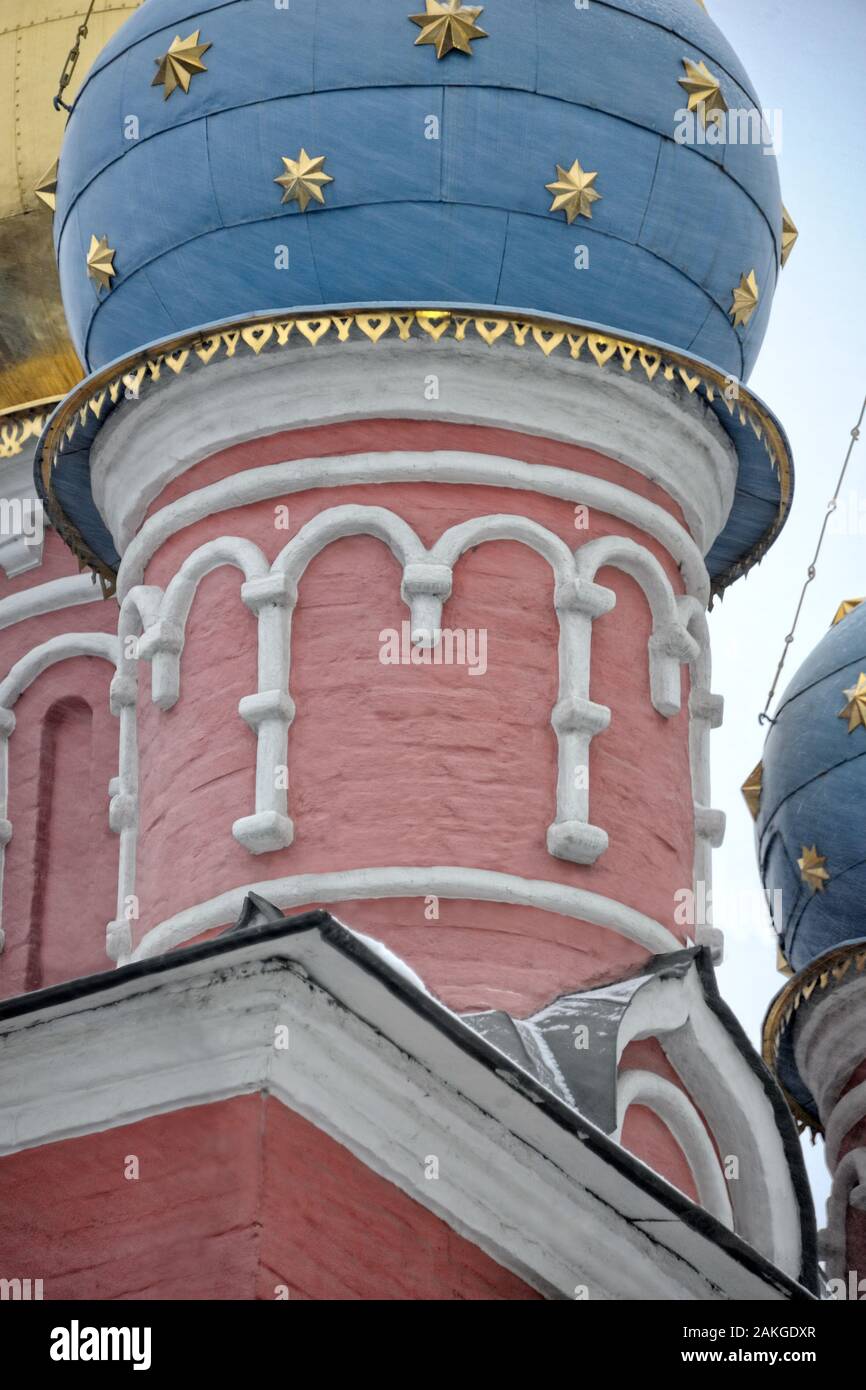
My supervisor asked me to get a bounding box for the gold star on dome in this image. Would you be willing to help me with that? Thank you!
[409,1,488,59]
[798,845,829,893]
[546,159,602,224]
[678,58,728,127]
[839,672,866,732]
[741,760,763,820]
[152,31,211,99]
[34,159,58,212]
[832,598,865,626]
[86,234,117,290]
[729,270,759,328]
[781,205,799,268]
[274,150,333,211]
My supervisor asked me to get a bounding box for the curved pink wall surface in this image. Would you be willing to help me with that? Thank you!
[0,537,119,997]
[129,424,695,1013]
[1,657,119,997]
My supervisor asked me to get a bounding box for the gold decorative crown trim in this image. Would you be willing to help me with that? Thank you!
[36,307,792,594]
[1,397,61,460]
[763,938,866,1133]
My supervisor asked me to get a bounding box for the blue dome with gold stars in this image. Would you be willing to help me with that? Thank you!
[754,599,866,977]
[55,0,789,382]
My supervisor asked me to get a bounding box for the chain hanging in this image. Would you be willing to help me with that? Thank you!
[759,391,866,724]
[53,0,97,113]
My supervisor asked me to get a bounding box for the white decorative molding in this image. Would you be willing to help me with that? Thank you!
[0,632,119,955]
[126,509,691,869]
[615,1067,734,1229]
[0,936,799,1299]
[576,536,699,717]
[115,451,710,605]
[92,341,737,568]
[129,865,682,964]
[109,589,164,961]
[0,573,102,631]
[822,1149,866,1280]
[679,595,725,935]
[614,967,804,1274]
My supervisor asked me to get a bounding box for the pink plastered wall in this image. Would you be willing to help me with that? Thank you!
[0,656,119,997]
[0,539,119,997]
[129,422,696,1011]
[0,1094,540,1300]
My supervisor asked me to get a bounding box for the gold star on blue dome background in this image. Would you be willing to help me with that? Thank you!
[410,2,488,59]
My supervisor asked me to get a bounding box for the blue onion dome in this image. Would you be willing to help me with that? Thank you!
[753,598,866,977]
[55,0,786,381]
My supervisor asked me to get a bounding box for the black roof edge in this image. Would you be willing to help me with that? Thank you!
[0,907,816,1300]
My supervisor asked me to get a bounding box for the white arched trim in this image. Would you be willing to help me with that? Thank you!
[130,509,657,867]
[129,865,680,964]
[575,536,698,718]
[115,451,710,604]
[615,1068,733,1229]
[0,632,119,956]
[93,337,737,565]
[108,586,168,962]
[678,594,725,955]
[611,967,803,1277]
[0,573,102,631]
[0,632,118,708]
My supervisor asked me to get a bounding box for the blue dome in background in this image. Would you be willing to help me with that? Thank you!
[757,600,866,976]
[55,0,784,380]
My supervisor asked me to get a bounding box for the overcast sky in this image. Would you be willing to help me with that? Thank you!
[705,0,866,1221]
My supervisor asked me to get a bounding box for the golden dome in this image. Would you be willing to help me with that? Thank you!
[0,1,140,416]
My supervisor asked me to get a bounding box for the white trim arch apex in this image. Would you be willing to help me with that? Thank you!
[615,1067,734,1229]
[0,632,120,957]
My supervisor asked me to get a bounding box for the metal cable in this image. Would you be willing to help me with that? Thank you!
[759,392,866,724]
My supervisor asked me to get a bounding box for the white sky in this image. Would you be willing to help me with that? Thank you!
[706,0,866,1221]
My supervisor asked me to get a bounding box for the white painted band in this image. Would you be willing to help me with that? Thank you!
[115,451,710,604]
[0,574,102,631]
[91,341,737,564]
[129,865,682,963]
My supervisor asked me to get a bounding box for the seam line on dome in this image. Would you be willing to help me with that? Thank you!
[56,88,781,267]
[635,137,663,246]
[757,745,866,845]
[686,300,745,382]
[68,0,766,122]
[202,113,224,229]
[68,0,241,100]
[139,263,178,328]
[588,0,765,111]
[491,211,510,305]
[77,199,743,368]
[304,205,327,308]
[769,656,866,725]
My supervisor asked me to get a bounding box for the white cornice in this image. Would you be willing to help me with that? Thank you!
[90,341,733,573]
[0,926,807,1301]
